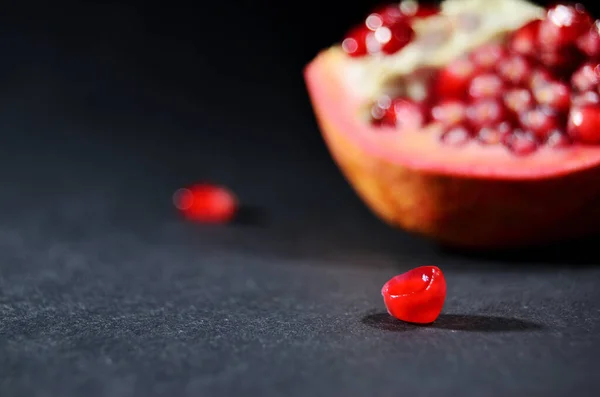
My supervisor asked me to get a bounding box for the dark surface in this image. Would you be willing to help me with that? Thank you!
[1,3,600,397]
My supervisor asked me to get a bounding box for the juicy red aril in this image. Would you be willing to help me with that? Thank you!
[468,73,505,99]
[342,26,370,57]
[366,5,406,30]
[434,57,476,99]
[440,125,472,146]
[370,95,395,125]
[470,43,507,70]
[400,0,440,19]
[391,97,427,130]
[378,22,415,54]
[509,19,541,57]
[519,107,562,141]
[576,21,600,58]
[533,81,571,113]
[572,90,600,105]
[537,47,583,75]
[477,122,512,145]
[503,129,538,155]
[174,184,238,223]
[571,62,600,92]
[503,88,534,114]
[496,54,532,86]
[430,100,467,126]
[538,3,593,50]
[568,104,600,144]
[546,129,572,147]
[466,98,507,128]
[529,68,556,90]
[381,265,447,324]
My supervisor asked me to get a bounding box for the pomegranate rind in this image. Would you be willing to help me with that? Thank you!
[304,48,600,248]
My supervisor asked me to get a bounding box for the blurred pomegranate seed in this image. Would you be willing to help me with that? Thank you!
[174,184,238,223]
[538,3,593,49]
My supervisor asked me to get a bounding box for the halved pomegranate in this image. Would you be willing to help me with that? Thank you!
[305,0,600,248]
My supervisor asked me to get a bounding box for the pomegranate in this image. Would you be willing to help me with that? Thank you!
[304,0,600,248]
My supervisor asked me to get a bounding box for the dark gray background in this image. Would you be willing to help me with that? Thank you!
[1,2,600,396]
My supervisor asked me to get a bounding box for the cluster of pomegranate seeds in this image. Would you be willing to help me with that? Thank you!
[174,184,238,223]
[368,3,600,154]
[381,265,446,324]
[342,0,439,57]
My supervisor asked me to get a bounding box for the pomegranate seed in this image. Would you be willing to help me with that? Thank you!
[477,121,512,145]
[366,5,405,30]
[519,106,562,141]
[503,88,535,115]
[466,98,507,128]
[538,46,584,75]
[572,90,600,105]
[433,57,476,99]
[529,68,556,90]
[509,19,542,57]
[546,129,572,147]
[571,62,600,92]
[381,265,446,324]
[533,81,571,113]
[174,184,238,223]
[391,97,427,130]
[342,26,370,57]
[496,54,532,86]
[468,73,505,100]
[568,104,600,144]
[538,3,593,50]
[371,95,395,125]
[503,129,539,155]
[440,125,472,146]
[576,21,600,58]
[399,0,439,18]
[374,22,415,55]
[470,43,507,70]
[430,100,467,126]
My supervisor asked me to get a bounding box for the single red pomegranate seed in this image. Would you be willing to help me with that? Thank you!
[509,19,542,57]
[533,81,571,113]
[366,5,406,30]
[538,47,584,75]
[370,95,395,125]
[174,184,238,223]
[503,129,539,155]
[496,54,532,86]
[477,121,512,145]
[370,22,415,55]
[538,3,593,50]
[440,125,472,146]
[466,98,507,128]
[389,97,427,130]
[400,0,439,19]
[381,265,446,324]
[572,90,600,105]
[576,21,600,58]
[546,129,572,147]
[568,104,600,144]
[433,57,476,99]
[519,106,562,141]
[571,62,600,92]
[342,26,370,57]
[503,88,534,115]
[529,68,556,90]
[470,43,507,70]
[430,100,467,126]
[468,73,505,99]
